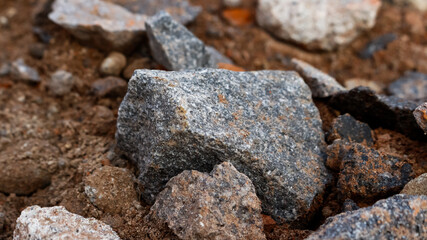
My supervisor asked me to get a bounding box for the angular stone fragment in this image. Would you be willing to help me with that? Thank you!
[49,0,147,52]
[256,0,381,51]
[291,58,345,98]
[116,69,330,224]
[388,72,427,102]
[337,143,413,200]
[91,76,127,98]
[48,70,74,96]
[13,206,120,240]
[148,162,266,240]
[414,102,427,133]
[106,0,201,25]
[84,166,139,215]
[327,114,374,146]
[10,59,40,84]
[401,173,427,195]
[306,195,427,240]
[0,139,59,195]
[329,87,425,140]
[359,33,397,59]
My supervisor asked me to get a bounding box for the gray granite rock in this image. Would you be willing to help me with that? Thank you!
[49,0,147,52]
[327,114,374,146]
[106,0,201,25]
[291,58,345,98]
[145,11,212,71]
[257,0,381,51]
[116,68,330,225]
[13,206,120,240]
[148,162,266,240]
[414,102,427,133]
[388,72,427,102]
[10,59,40,84]
[306,194,427,240]
[329,87,425,140]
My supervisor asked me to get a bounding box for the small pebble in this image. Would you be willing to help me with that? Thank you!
[10,58,40,84]
[28,43,46,59]
[47,70,74,96]
[0,16,8,28]
[100,52,127,76]
[413,102,427,133]
[91,76,127,98]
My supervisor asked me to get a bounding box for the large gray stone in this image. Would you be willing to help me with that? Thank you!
[306,195,427,240]
[49,0,147,52]
[148,162,266,240]
[146,12,222,71]
[116,69,330,225]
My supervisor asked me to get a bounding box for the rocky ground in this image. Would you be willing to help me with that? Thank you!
[0,0,427,239]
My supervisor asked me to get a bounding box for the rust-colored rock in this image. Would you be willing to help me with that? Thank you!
[413,102,427,133]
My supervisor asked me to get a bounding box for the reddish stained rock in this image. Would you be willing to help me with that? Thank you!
[327,114,374,146]
[401,173,427,195]
[413,102,427,133]
[337,143,414,201]
[148,162,266,240]
[306,195,427,240]
[91,76,127,98]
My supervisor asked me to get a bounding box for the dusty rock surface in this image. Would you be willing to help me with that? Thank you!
[306,195,427,240]
[13,205,120,240]
[401,173,427,195]
[116,69,330,225]
[257,0,382,50]
[148,162,266,240]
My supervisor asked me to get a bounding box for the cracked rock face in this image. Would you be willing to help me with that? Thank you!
[148,162,266,240]
[13,206,120,240]
[257,0,381,51]
[116,69,330,224]
[306,195,427,240]
[49,0,147,52]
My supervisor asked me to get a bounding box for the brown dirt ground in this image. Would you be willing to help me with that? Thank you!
[0,0,426,239]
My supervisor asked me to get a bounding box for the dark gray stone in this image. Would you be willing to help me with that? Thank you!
[307,195,427,240]
[107,0,201,25]
[116,69,330,225]
[10,59,40,84]
[388,72,427,102]
[148,162,266,240]
[327,114,374,146]
[359,33,397,59]
[291,58,345,98]
[329,87,425,140]
[146,11,212,71]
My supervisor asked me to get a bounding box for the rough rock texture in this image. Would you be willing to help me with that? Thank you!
[13,206,120,240]
[10,59,40,84]
[306,195,427,240]
[107,0,201,25]
[91,76,127,98]
[359,33,397,59]
[326,139,350,171]
[49,0,147,52]
[327,114,374,146]
[388,72,427,102]
[291,58,345,98]
[0,139,59,195]
[337,143,413,200]
[401,173,427,195]
[146,11,214,71]
[148,162,266,240]
[84,166,139,215]
[100,52,127,76]
[256,0,381,51]
[116,69,330,224]
[414,102,427,133]
[329,87,425,140]
[47,70,74,96]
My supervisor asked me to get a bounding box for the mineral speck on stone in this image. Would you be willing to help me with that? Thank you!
[257,0,381,51]
[146,11,211,70]
[388,72,427,102]
[13,205,121,240]
[148,162,266,240]
[116,69,330,225]
[10,58,40,84]
[306,194,427,240]
[414,102,427,133]
[291,58,345,98]
[401,173,427,195]
[49,0,147,52]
